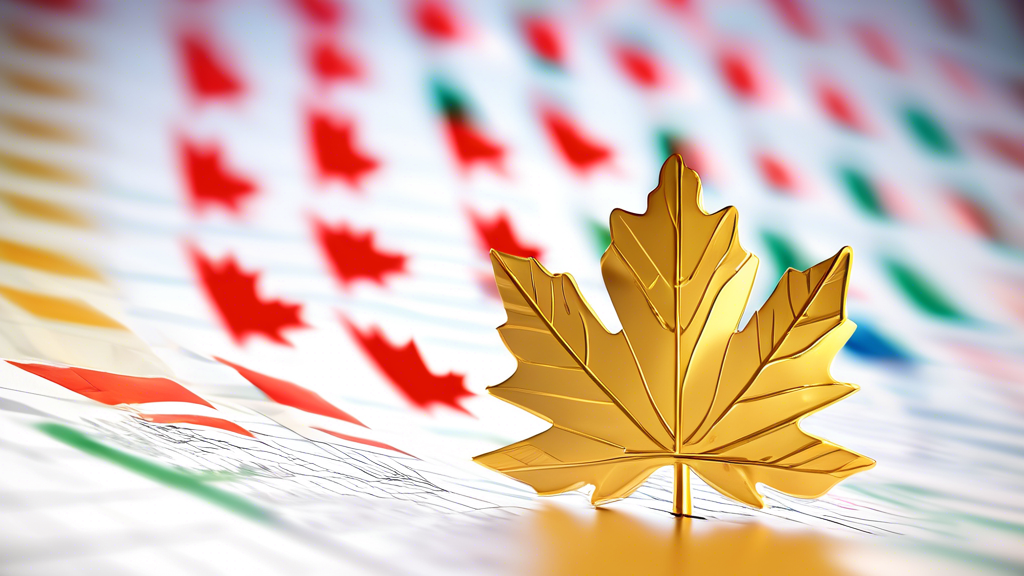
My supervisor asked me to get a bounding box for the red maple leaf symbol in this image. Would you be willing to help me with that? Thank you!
[179,31,244,102]
[180,139,257,214]
[308,110,380,188]
[467,209,542,260]
[341,317,472,414]
[313,219,407,288]
[444,117,506,173]
[309,38,362,83]
[541,107,612,174]
[188,245,307,346]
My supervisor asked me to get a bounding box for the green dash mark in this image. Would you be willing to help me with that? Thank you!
[839,167,886,218]
[761,231,807,276]
[885,259,968,321]
[588,218,611,256]
[36,422,274,524]
[904,106,956,155]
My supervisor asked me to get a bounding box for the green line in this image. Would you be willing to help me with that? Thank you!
[37,423,275,524]
[885,259,968,321]
[588,218,611,256]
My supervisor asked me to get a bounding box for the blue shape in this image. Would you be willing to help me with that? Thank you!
[846,319,912,364]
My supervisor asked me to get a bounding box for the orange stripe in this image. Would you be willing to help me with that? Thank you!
[0,152,86,185]
[137,414,254,437]
[0,238,101,279]
[0,191,90,227]
[0,113,82,144]
[0,285,123,328]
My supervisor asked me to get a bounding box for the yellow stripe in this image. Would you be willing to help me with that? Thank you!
[1,69,81,100]
[0,191,90,227]
[0,285,123,329]
[0,238,101,279]
[0,113,82,144]
[0,152,86,185]
[5,24,81,58]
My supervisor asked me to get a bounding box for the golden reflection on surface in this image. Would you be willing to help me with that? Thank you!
[513,503,866,576]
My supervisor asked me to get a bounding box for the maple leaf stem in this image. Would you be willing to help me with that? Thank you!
[672,462,692,516]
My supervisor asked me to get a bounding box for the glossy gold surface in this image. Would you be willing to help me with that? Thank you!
[475,155,874,511]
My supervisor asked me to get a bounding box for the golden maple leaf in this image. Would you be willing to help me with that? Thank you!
[475,155,874,515]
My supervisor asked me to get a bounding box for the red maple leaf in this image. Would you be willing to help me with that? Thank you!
[444,117,506,173]
[215,356,366,426]
[179,31,244,102]
[137,414,253,437]
[413,0,462,41]
[541,107,612,174]
[309,39,362,83]
[341,317,472,414]
[308,110,380,188]
[187,245,307,345]
[8,362,214,408]
[521,16,565,66]
[290,0,342,26]
[614,44,665,90]
[467,209,542,260]
[313,219,407,287]
[180,139,257,214]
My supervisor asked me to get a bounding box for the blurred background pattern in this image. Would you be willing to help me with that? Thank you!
[0,0,1023,574]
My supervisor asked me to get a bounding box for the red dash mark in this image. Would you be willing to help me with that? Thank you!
[312,219,407,287]
[308,111,380,188]
[931,0,969,33]
[309,39,362,83]
[522,16,565,66]
[541,107,612,174]
[8,362,214,408]
[216,356,365,426]
[413,0,462,41]
[180,139,257,215]
[936,55,981,99]
[719,50,764,101]
[818,81,867,132]
[757,153,799,194]
[614,44,665,90]
[291,0,343,27]
[979,131,1024,169]
[179,32,244,102]
[947,192,997,239]
[312,427,413,457]
[445,117,506,173]
[12,0,88,12]
[769,0,817,39]
[341,318,472,414]
[852,24,901,70]
[467,209,542,259]
[137,414,254,437]
[188,246,307,346]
